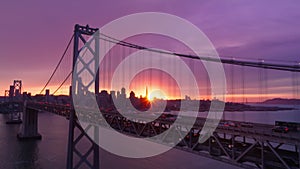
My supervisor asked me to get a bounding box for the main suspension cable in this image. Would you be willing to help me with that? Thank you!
[39,34,74,94]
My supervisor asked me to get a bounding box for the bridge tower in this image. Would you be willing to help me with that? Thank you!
[4,90,9,101]
[13,80,22,96]
[6,80,23,124]
[67,24,100,169]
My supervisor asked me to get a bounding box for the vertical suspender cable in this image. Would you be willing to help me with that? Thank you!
[242,65,246,122]
[230,58,235,102]
[264,65,268,102]
[150,50,152,97]
[259,59,263,103]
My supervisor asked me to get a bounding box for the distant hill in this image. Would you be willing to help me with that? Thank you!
[262,98,300,105]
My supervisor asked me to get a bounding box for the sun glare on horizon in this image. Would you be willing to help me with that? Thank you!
[148,89,167,101]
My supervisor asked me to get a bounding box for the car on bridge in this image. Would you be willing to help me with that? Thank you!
[240,122,253,128]
[272,126,289,133]
[219,121,237,127]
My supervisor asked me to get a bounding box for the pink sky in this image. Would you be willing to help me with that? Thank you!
[0,1,299,101]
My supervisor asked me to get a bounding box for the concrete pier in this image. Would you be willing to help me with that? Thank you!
[17,107,41,140]
[6,103,22,124]
[6,113,22,124]
[6,110,22,124]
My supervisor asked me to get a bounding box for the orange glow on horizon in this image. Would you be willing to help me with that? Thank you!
[21,85,70,96]
[148,89,168,101]
[3,84,293,103]
[127,69,181,100]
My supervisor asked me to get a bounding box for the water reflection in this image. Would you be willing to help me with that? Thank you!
[14,140,40,169]
[4,108,297,169]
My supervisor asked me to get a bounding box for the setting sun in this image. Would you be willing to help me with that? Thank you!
[148,89,167,101]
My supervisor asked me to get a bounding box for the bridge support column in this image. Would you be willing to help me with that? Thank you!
[6,111,22,124]
[17,107,42,140]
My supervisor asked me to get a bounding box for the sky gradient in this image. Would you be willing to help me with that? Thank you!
[0,1,299,101]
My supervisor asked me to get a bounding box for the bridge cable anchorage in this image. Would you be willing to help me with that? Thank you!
[99,33,300,72]
[39,34,74,94]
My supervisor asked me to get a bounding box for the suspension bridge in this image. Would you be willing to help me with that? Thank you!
[0,24,300,169]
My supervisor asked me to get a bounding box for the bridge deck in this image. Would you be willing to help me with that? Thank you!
[5,102,300,169]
